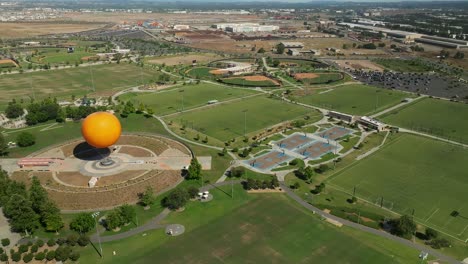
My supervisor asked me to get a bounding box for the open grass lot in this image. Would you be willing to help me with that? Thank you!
[0,22,106,38]
[78,187,422,264]
[0,63,165,109]
[294,84,409,115]
[220,76,279,87]
[298,72,343,84]
[373,59,434,73]
[185,67,217,78]
[147,53,221,66]
[329,133,468,241]
[30,48,98,65]
[119,83,259,116]
[382,98,468,144]
[167,96,317,142]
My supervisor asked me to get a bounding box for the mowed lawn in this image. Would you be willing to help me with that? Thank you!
[78,187,422,264]
[329,133,468,240]
[382,98,468,144]
[0,63,165,109]
[295,84,408,115]
[167,96,317,141]
[119,83,259,115]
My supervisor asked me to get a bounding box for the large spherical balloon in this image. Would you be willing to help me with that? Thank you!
[81,112,121,148]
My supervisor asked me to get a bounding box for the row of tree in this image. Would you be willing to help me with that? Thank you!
[0,169,63,234]
[242,177,280,190]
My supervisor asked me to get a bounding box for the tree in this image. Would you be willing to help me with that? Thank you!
[257,48,266,54]
[0,133,7,156]
[31,244,38,253]
[425,228,438,240]
[41,201,64,232]
[11,252,21,262]
[187,186,199,199]
[5,103,23,119]
[1,238,9,247]
[276,43,285,54]
[362,43,377,49]
[0,253,8,262]
[35,239,44,247]
[293,182,300,189]
[316,164,329,174]
[16,132,35,147]
[162,188,189,210]
[4,194,39,233]
[118,204,135,224]
[47,238,56,247]
[106,210,124,230]
[23,253,33,263]
[391,215,416,238]
[69,251,80,261]
[34,252,45,261]
[29,177,47,213]
[187,158,202,180]
[230,166,245,178]
[139,186,154,207]
[378,43,386,47]
[55,245,72,262]
[67,233,79,246]
[46,250,55,261]
[77,235,89,247]
[454,51,465,59]
[426,238,451,249]
[69,213,94,233]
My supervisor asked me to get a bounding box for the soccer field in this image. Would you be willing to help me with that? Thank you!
[78,187,422,264]
[382,98,468,144]
[167,96,318,142]
[295,84,409,115]
[0,63,165,110]
[329,133,468,240]
[118,83,259,115]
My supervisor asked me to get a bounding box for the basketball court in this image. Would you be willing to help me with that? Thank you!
[296,141,338,159]
[316,127,353,141]
[246,151,293,171]
[276,134,315,150]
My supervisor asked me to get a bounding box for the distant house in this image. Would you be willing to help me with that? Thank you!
[281,42,304,49]
[67,47,75,53]
[287,49,301,56]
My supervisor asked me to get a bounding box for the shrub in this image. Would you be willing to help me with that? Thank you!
[23,253,33,263]
[1,238,10,247]
[55,246,72,261]
[35,239,44,248]
[11,252,21,262]
[18,244,29,253]
[69,251,80,261]
[0,253,7,262]
[31,244,38,253]
[35,252,45,261]
[0,248,3,254]
[46,250,56,261]
[425,228,439,240]
[56,238,67,246]
[47,238,56,247]
[77,235,89,247]
[16,132,35,147]
[186,186,199,199]
[67,233,79,246]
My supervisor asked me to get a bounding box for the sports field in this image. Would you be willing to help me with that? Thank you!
[78,188,422,263]
[221,76,280,87]
[329,133,468,240]
[118,83,259,115]
[295,84,409,115]
[167,96,317,141]
[186,67,217,78]
[382,98,468,144]
[296,72,343,84]
[30,48,98,65]
[0,63,165,109]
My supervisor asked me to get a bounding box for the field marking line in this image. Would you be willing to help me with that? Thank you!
[40,123,63,132]
[424,208,439,223]
[457,223,468,236]
[2,122,56,134]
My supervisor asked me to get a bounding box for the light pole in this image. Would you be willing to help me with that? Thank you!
[180,89,185,112]
[243,110,248,137]
[92,212,103,258]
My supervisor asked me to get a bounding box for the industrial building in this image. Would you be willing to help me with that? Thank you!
[328,111,356,123]
[214,23,279,33]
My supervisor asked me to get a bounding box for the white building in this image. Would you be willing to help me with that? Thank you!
[216,23,279,33]
[173,24,190,30]
[358,116,386,131]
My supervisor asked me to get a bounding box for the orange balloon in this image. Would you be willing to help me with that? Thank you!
[81,112,121,148]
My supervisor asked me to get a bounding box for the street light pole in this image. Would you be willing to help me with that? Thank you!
[180,90,185,112]
[92,212,103,258]
[243,110,248,137]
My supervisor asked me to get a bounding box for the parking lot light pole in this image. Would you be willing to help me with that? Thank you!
[92,212,103,258]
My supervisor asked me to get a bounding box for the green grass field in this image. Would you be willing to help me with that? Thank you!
[294,84,409,115]
[329,133,468,241]
[220,77,279,87]
[373,59,434,73]
[118,83,259,116]
[186,67,217,78]
[167,96,318,142]
[78,187,423,263]
[382,98,468,144]
[0,63,166,110]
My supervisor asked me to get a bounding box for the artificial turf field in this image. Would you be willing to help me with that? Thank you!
[78,186,422,264]
[382,97,468,144]
[0,63,165,109]
[328,133,468,241]
[167,96,319,142]
[118,83,259,115]
[295,84,409,115]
